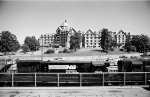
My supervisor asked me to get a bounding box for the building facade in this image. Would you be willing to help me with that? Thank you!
[116,30,132,48]
[54,20,76,48]
[83,29,101,48]
[116,30,126,46]
[38,33,55,47]
[38,20,132,49]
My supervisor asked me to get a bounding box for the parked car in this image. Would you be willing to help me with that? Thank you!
[0,53,4,56]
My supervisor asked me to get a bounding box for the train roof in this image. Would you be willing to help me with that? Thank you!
[16,60,92,64]
[131,60,143,65]
[92,61,107,66]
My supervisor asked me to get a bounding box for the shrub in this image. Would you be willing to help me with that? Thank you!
[63,48,71,53]
[130,46,136,52]
[58,50,63,53]
[44,49,55,54]
[119,48,125,51]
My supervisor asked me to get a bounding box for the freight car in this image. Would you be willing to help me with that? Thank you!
[118,59,150,85]
[118,59,150,72]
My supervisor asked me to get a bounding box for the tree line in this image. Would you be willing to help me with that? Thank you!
[100,28,150,55]
[0,30,150,55]
[0,31,39,54]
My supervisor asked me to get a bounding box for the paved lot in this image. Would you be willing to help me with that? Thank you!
[0,86,150,97]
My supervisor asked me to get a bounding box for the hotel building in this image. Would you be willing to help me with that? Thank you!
[38,33,55,47]
[54,20,76,48]
[82,29,101,48]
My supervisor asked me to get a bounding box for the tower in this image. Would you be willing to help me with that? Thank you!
[56,20,74,48]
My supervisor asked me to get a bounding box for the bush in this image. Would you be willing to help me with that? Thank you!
[110,48,114,51]
[58,50,63,53]
[63,48,71,53]
[126,45,136,52]
[44,49,55,54]
[130,46,136,52]
[119,48,125,51]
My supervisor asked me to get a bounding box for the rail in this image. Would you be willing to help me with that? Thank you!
[0,72,150,87]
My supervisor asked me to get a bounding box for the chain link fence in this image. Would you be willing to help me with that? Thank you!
[0,72,150,87]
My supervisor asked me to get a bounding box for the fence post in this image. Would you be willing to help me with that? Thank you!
[80,73,82,87]
[12,73,14,87]
[57,73,59,87]
[145,72,147,85]
[103,72,105,86]
[124,72,126,86]
[35,73,36,87]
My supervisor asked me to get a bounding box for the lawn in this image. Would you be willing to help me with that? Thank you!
[41,48,139,57]
[0,48,141,61]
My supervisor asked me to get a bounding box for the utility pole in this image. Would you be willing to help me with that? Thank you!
[41,38,43,61]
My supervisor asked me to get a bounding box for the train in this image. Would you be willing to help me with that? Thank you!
[16,60,109,73]
[0,59,150,87]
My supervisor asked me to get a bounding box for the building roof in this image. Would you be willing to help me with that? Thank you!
[117,30,126,35]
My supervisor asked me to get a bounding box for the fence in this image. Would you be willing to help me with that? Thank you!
[0,72,150,87]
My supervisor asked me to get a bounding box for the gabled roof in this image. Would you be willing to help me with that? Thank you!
[84,29,95,35]
[117,30,126,35]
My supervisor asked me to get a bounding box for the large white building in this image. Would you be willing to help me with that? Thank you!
[116,30,132,48]
[83,29,101,48]
[116,30,126,45]
[38,33,55,47]
[38,21,132,49]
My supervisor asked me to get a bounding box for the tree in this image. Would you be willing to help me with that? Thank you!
[130,34,150,54]
[24,36,40,51]
[22,43,30,53]
[0,31,20,54]
[124,33,132,52]
[110,39,117,51]
[70,32,81,51]
[100,28,112,50]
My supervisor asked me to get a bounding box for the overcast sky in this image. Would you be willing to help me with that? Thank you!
[0,0,150,44]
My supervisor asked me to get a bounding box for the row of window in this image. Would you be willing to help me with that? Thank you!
[41,37,54,40]
[86,45,101,48]
[85,37,100,39]
[86,40,100,42]
[86,43,100,45]
[43,42,53,44]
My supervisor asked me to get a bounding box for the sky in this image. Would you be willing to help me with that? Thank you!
[0,0,150,44]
